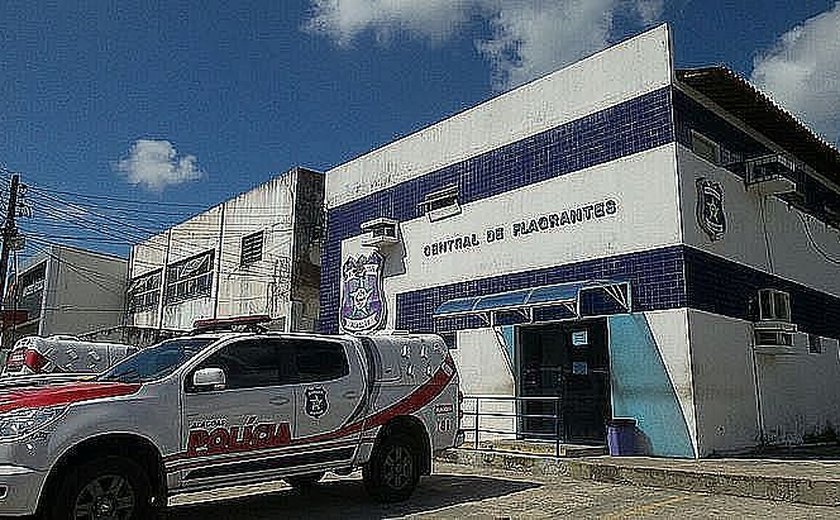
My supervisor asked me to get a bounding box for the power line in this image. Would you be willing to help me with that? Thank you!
[26,185,209,208]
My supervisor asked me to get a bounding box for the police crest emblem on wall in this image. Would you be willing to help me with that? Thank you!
[340,250,386,333]
[696,178,726,241]
[305,387,329,419]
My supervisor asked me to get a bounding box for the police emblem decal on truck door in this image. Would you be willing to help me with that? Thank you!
[339,250,386,333]
[305,387,329,419]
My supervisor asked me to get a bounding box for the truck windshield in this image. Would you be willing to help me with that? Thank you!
[99,338,216,383]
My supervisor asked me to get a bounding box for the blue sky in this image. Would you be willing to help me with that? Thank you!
[1,0,838,258]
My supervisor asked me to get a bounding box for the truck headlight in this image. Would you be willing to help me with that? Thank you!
[0,407,66,441]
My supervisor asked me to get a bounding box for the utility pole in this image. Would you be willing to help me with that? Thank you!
[0,174,20,309]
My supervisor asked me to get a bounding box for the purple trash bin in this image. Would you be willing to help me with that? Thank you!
[607,418,637,456]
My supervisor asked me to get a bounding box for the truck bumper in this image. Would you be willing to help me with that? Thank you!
[0,464,46,516]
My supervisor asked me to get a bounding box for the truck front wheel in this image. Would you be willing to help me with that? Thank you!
[46,455,154,520]
[363,434,420,503]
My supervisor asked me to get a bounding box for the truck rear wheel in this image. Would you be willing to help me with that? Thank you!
[363,434,420,503]
[46,455,154,520]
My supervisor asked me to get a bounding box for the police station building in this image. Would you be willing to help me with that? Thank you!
[319,25,840,458]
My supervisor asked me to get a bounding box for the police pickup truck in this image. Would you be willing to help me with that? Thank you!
[0,331,461,519]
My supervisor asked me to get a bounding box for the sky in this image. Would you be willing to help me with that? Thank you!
[0,0,838,259]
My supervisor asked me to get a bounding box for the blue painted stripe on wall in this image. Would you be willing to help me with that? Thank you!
[608,314,695,458]
[320,87,676,333]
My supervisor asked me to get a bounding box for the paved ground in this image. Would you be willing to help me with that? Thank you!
[167,463,840,519]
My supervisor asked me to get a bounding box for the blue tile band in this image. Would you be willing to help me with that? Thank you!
[321,87,675,333]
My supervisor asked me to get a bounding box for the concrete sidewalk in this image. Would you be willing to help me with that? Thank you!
[437,448,840,506]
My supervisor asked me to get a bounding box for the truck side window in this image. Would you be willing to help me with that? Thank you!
[295,340,349,383]
[190,339,295,391]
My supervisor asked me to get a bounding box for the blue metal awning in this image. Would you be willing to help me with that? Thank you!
[434,280,631,326]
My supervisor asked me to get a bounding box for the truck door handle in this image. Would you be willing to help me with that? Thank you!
[343,390,359,399]
[269,396,290,406]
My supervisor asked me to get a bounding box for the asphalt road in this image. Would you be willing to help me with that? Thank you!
[166,463,840,519]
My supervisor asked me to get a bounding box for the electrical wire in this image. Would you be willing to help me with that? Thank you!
[798,214,840,266]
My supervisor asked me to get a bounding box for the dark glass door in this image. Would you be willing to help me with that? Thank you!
[518,319,611,444]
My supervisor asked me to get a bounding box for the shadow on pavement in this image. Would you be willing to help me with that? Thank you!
[165,474,541,519]
[730,443,840,461]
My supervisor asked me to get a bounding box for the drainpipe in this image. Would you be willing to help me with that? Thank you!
[750,343,766,445]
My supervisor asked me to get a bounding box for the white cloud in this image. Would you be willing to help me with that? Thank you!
[305,0,664,90]
[115,139,204,191]
[751,3,840,144]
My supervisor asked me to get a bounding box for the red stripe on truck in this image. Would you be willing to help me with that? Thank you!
[0,382,142,413]
[165,354,458,468]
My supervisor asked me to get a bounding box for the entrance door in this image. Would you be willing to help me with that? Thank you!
[518,319,611,444]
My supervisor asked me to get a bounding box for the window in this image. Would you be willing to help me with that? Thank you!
[691,130,720,165]
[165,250,214,304]
[241,231,264,266]
[192,339,295,391]
[420,186,460,222]
[808,334,823,354]
[103,338,215,384]
[295,340,349,383]
[757,289,791,322]
[129,269,162,312]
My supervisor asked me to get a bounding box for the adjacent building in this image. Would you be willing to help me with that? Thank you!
[3,244,127,345]
[128,167,324,332]
[320,25,840,457]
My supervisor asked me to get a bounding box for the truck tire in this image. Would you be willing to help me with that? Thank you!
[285,471,325,491]
[363,434,420,503]
[45,455,155,520]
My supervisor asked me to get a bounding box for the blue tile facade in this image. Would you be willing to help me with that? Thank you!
[397,247,687,333]
[321,87,676,333]
[393,245,840,339]
[684,247,840,339]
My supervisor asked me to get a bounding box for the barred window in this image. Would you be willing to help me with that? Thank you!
[165,251,214,304]
[129,269,162,312]
[241,231,264,266]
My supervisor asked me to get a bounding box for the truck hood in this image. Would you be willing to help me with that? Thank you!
[0,381,142,413]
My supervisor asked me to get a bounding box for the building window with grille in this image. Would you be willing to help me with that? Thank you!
[129,269,162,312]
[241,231,264,266]
[165,250,214,304]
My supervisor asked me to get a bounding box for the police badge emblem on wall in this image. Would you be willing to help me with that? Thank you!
[305,387,329,419]
[339,250,386,333]
[696,178,726,241]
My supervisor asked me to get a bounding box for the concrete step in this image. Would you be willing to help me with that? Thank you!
[437,449,840,507]
[473,439,607,458]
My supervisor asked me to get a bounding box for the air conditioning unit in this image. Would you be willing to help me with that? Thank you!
[744,155,797,196]
[753,289,797,355]
[753,326,797,355]
[360,218,400,248]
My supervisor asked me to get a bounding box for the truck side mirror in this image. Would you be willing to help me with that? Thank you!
[192,367,226,391]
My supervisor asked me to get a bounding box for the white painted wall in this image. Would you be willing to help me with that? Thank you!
[688,309,840,454]
[130,171,302,331]
[678,145,840,298]
[756,334,840,445]
[326,24,674,209]
[41,246,127,337]
[342,145,682,330]
[454,328,517,442]
[687,309,759,456]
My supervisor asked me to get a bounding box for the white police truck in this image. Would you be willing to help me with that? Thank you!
[0,330,462,518]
